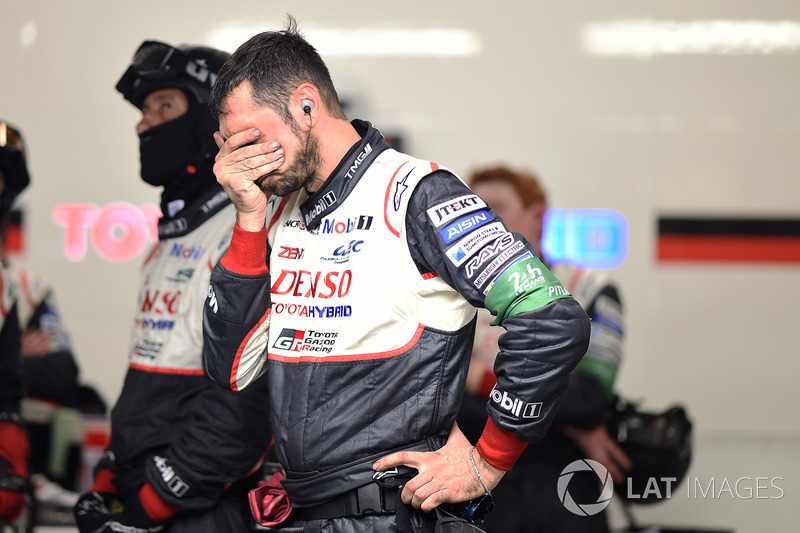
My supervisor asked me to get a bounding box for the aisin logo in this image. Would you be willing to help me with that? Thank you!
[557,459,614,516]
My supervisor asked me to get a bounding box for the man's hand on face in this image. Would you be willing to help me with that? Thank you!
[213,128,284,231]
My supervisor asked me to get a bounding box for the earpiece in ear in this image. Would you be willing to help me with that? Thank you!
[301,99,314,114]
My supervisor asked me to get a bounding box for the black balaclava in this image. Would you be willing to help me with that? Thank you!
[137,92,219,218]
[0,145,31,226]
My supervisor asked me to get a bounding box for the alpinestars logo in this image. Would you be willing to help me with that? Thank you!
[394,169,413,211]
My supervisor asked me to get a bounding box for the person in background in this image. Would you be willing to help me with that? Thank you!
[0,120,32,527]
[73,40,272,533]
[458,165,630,532]
[202,16,590,533]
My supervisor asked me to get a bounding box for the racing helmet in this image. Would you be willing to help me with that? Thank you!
[115,40,230,109]
[0,121,31,223]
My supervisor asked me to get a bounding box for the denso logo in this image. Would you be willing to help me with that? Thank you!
[140,290,181,314]
[426,194,487,227]
[271,269,352,298]
[439,210,492,244]
[490,386,542,419]
[345,143,373,179]
[321,215,373,234]
[277,246,305,260]
[170,243,205,261]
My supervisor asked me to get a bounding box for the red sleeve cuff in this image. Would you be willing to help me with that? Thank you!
[477,371,497,400]
[475,417,529,471]
[139,483,180,522]
[220,224,269,275]
[90,469,119,495]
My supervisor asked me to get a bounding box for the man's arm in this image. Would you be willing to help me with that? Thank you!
[203,128,284,389]
[203,224,272,390]
[553,284,624,428]
[142,374,272,510]
[375,171,591,511]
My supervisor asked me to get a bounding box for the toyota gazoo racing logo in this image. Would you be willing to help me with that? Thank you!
[272,328,338,353]
[558,459,614,516]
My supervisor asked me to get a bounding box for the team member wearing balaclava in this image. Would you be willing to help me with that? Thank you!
[0,121,30,526]
[73,41,272,533]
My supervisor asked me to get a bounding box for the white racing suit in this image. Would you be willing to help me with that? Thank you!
[95,188,272,532]
[203,120,591,532]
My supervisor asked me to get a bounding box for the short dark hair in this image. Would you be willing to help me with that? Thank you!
[210,15,346,122]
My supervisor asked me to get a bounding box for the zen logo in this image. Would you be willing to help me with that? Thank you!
[542,209,628,269]
[439,210,493,244]
[278,246,304,260]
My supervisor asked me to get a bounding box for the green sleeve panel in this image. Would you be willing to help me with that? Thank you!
[484,255,573,326]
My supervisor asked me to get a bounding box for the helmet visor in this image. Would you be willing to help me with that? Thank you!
[116,41,189,107]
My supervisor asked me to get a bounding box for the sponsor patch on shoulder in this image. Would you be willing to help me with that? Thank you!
[426,194,487,227]
[444,222,506,266]
[438,210,494,244]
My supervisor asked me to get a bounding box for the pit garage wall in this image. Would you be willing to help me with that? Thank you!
[2,2,799,531]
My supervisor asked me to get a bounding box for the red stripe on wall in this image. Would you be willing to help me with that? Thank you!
[657,235,800,263]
